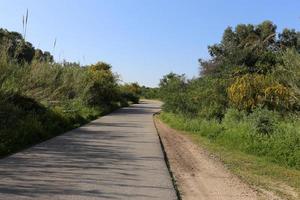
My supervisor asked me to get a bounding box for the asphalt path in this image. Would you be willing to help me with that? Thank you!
[0,100,176,200]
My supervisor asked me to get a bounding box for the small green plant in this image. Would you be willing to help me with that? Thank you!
[249,107,279,136]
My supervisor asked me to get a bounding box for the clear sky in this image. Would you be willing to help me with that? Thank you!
[0,0,299,87]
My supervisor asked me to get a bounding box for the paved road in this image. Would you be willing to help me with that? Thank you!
[0,100,177,200]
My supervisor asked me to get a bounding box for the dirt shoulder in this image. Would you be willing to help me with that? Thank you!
[154,117,259,200]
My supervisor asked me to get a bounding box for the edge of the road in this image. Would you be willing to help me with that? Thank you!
[153,112,182,200]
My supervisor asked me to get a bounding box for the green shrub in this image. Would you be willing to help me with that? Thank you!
[140,86,160,99]
[160,110,300,169]
[160,112,223,140]
[222,108,247,128]
[248,107,279,136]
[121,92,139,104]
[0,30,137,157]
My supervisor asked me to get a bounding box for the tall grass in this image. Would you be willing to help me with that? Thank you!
[0,51,125,156]
[160,109,300,170]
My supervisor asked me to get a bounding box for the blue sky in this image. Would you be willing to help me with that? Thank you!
[0,0,299,86]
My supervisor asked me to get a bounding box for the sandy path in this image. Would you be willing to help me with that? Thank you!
[154,118,258,200]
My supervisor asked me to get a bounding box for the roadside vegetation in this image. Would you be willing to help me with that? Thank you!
[155,21,300,198]
[0,28,141,157]
[140,86,160,99]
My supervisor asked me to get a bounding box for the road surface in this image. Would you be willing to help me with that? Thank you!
[0,100,177,200]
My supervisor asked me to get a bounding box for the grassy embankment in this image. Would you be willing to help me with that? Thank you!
[0,60,121,157]
[159,112,300,199]
[0,28,141,157]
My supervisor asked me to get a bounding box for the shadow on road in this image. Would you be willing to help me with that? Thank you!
[0,101,175,200]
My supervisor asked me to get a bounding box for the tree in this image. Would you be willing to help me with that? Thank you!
[278,28,300,50]
[0,28,36,63]
[84,61,119,107]
[14,41,35,63]
[33,49,53,63]
[202,21,280,76]
[89,62,112,71]
[159,73,196,114]
[120,83,141,104]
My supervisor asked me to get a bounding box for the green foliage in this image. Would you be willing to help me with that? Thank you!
[84,63,120,106]
[273,49,300,109]
[0,61,108,156]
[159,73,228,119]
[0,28,138,157]
[0,91,69,155]
[222,108,247,128]
[278,28,300,50]
[159,112,223,140]
[89,61,112,71]
[188,77,228,119]
[160,21,300,118]
[159,73,193,114]
[33,49,53,63]
[119,82,141,104]
[159,21,300,171]
[140,86,160,99]
[204,21,299,76]
[0,28,45,64]
[160,111,300,169]
[248,107,279,135]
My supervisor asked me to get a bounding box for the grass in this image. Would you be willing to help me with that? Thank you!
[0,52,124,157]
[159,111,300,199]
[0,28,141,158]
[0,91,118,157]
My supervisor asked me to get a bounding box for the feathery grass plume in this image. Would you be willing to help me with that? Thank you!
[52,38,57,56]
[25,9,28,36]
[22,15,25,38]
[22,9,29,40]
[53,38,57,49]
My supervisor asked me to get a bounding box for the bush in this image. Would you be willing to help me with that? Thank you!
[121,92,139,104]
[119,83,141,104]
[0,28,138,157]
[160,112,223,140]
[188,77,228,120]
[140,86,160,99]
[0,61,123,156]
[248,107,279,135]
[222,108,246,128]
[0,92,72,156]
[160,109,300,169]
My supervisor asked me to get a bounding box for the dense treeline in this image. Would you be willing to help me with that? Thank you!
[158,21,300,169]
[0,28,53,63]
[0,28,141,156]
[140,86,160,99]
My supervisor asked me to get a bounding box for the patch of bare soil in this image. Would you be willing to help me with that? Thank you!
[154,118,259,200]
